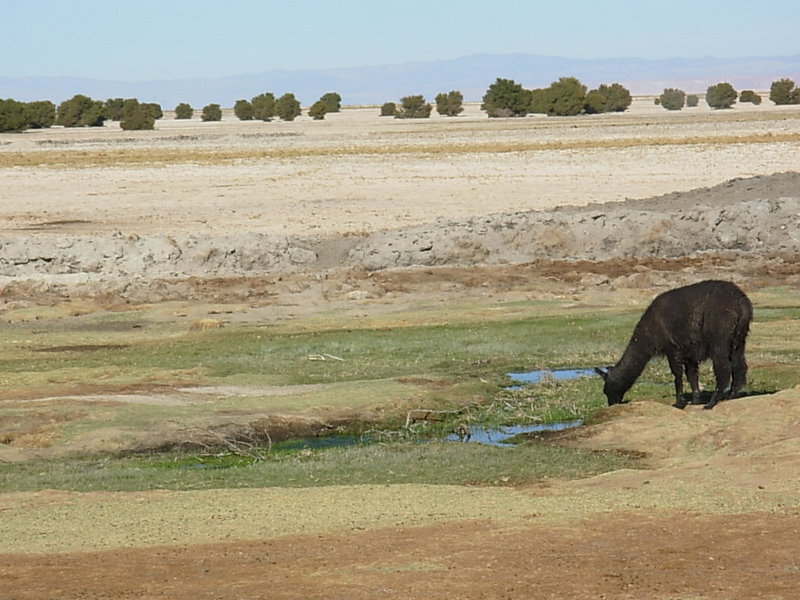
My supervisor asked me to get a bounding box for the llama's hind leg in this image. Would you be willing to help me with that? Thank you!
[704,352,732,410]
[730,348,748,398]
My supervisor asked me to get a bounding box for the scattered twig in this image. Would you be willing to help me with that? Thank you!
[308,353,345,361]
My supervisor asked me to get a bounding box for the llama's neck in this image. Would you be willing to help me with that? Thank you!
[611,336,653,393]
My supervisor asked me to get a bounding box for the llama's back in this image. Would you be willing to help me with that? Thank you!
[639,280,751,354]
[681,280,751,344]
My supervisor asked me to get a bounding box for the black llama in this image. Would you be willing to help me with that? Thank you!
[595,280,752,410]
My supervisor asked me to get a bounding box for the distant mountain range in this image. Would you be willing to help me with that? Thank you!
[2,53,799,108]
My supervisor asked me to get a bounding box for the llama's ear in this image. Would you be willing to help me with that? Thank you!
[594,367,609,381]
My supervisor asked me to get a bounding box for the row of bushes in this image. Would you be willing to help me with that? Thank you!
[376,78,630,120]
[233,92,342,121]
[389,77,800,118]
[479,77,633,118]
[0,95,164,132]
[657,79,800,110]
[0,90,339,132]
[378,91,464,119]
[657,85,756,110]
[3,77,800,132]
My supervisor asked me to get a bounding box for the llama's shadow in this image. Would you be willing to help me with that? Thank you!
[680,388,772,406]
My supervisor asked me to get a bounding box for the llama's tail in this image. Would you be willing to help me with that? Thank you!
[733,292,753,349]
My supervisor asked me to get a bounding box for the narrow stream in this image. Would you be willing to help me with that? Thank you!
[268,368,598,453]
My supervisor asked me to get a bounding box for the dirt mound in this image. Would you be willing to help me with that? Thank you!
[1,173,798,297]
[559,390,800,494]
[624,170,800,210]
[350,171,800,270]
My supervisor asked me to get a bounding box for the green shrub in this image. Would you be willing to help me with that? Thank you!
[251,93,276,121]
[380,102,396,117]
[769,79,798,105]
[739,90,762,105]
[602,83,632,112]
[582,83,631,114]
[395,95,432,119]
[56,94,107,127]
[541,77,587,116]
[234,99,254,120]
[105,98,125,121]
[119,99,155,130]
[686,94,699,107]
[117,99,161,124]
[143,103,163,120]
[275,93,302,121]
[25,100,56,129]
[435,90,464,116]
[482,78,530,117]
[320,92,342,113]
[308,100,328,120]
[659,88,686,110]
[529,88,548,114]
[119,98,138,121]
[0,98,28,132]
[706,82,738,109]
[174,103,193,119]
[583,89,606,114]
[80,100,108,127]
[201,103,222,122]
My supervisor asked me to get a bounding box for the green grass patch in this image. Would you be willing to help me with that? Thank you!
[0,301,632,403]
[0,441,639,492]
[2,285,799,494]
[0,309,632,386]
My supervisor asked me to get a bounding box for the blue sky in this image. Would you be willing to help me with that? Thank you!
[3,0,799,81]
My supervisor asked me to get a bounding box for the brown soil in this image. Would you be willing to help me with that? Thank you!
[4,511,799,600]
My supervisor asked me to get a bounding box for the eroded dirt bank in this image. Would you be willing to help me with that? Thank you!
[1,172,799,305]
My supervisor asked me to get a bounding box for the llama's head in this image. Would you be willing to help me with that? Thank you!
[594,366,626,406]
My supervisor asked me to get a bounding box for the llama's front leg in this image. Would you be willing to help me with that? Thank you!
[685,361,702,404]
[667,354,687,409]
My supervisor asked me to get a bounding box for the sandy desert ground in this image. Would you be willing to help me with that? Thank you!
[1,97,800,599]
[2,98,799,239]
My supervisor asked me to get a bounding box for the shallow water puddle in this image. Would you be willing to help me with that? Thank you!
[440,367,598,447]
[445,420,583,447]
[506,367,598,386]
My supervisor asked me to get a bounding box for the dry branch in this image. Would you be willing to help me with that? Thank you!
[179,423,273,460]
[404,408,463,429]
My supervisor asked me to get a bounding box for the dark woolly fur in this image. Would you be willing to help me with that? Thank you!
[596,280,752,410]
